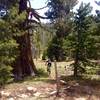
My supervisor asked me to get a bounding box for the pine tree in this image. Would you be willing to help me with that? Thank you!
[0,14,18,86]
[72,2,92,77]
[46,0,77,61]
[0,0,47,80]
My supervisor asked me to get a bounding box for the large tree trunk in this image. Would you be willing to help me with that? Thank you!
[13,33,37,80]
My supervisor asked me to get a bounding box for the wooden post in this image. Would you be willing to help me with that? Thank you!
[54,60,60,96]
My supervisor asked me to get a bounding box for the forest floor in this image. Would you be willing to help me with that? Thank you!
[0,59,100,100]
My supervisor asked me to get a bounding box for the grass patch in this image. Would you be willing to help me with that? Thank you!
[19,68,49,83]
[37,68,48,77]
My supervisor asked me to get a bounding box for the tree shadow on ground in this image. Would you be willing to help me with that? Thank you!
[58,75,100,99]
[9,68,51,83]
[11,74,56,85]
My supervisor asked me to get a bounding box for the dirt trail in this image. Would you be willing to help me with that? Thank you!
[0,60,100,100]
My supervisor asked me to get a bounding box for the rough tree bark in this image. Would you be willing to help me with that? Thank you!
[13,32,37,79]
[13,0,41,79]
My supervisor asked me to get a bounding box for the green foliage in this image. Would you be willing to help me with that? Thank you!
[45,0,77,61]
[32,25,53,59]
[7,7,27,36]
[37,68,48,77]
[86,19,100,59]
[46,0,77,20]
[42,51,47,60]
[0,65,13,87]
[0,6,26,86]
[72,3,93,76]
[45,1,100,77]
[46,36,67,61]
[46,21,73,61]
[0,19,18,86]
[65,2,100,76]
[53,2,100,76]
[86,67,97,75]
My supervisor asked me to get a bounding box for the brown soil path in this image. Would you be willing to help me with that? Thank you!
[0,60,100,100]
